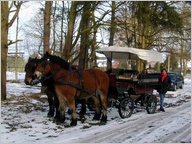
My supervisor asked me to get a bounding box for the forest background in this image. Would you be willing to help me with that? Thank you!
[1,1,191,100]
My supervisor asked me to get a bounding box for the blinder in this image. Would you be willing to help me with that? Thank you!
[41,59,49,68]
[24,62,37,72]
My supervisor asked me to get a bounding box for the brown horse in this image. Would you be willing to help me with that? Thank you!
[33,52,109,126]
[24,57,90,123]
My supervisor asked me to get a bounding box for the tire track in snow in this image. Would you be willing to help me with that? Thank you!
[72,101,191,143]
[159,123,191,143]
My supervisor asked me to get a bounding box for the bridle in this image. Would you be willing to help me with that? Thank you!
[33,57,72,84]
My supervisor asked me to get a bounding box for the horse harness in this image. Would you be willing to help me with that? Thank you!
[53,67,98,98]
[35,59,98,97]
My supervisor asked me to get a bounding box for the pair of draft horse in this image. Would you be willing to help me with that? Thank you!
[25,57,87,122]
[24,52,109,126]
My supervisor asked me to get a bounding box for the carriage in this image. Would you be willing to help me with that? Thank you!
[24,46,163,126]
[96,46,163,118]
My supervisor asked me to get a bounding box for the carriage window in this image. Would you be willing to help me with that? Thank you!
[112,59,136,70]
[111,59,137,80]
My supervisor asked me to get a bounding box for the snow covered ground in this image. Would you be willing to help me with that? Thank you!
[1,71,191,144]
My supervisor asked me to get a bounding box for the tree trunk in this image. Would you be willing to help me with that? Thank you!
[1,1,23,100]
[78,2,92,70]
[63,1,78,61]
[136,2,151,72]
[1,2,9,101]
[107,1,116,69]
[60,1,65,55]
[90,11,98,68]
[44,1,52,53]
[51,1,57,53]
[183,59,187,76]
[109,1,116,46]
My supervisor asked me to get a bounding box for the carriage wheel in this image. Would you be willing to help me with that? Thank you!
[118,97,134,119]
[146,95,157,114]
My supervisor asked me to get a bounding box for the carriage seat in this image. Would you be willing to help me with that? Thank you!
[138,73,160,85]
[117,69,139,80]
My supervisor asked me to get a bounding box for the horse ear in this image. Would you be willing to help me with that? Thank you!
[44,51,49,58]
[44,51,51,60]
[28,57,32,62]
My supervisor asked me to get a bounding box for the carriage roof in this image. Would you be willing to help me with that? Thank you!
[96,46,163,63]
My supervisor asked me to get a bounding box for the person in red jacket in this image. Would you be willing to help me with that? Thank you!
[157,68,171,112]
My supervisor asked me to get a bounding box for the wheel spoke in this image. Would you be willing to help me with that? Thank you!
[118,97,134,119]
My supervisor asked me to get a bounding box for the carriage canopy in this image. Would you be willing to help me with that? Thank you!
[96,46,163,63]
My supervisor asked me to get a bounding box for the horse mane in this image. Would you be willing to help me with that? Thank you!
[46,53,70,70]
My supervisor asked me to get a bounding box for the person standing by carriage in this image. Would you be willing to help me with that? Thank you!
[157,68,171,112]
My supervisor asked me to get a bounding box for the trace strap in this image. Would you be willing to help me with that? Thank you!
[54,81,92,95]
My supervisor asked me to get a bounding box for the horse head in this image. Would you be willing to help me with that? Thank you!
[33,52,54,79]
[33,52,72,81]
[24,57,40,85]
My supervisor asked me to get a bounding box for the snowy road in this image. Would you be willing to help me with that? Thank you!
[69,101,191,143]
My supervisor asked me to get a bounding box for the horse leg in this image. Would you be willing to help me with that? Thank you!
[79,99,86,115]
[55,95,66,124]
[68,99,78,126]
[99,91,108,125]
[92,96,101,121]
[44,89,54,117]
[78,99,86,123]
[67,99,86,116]
[53,95,60,121]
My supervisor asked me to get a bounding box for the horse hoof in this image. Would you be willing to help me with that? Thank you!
[47,112,54,118]
[100,115,107,124]
[53,117,59,123]
[53,116,65,123]
[92,113,101,120]
[55,121,63,125]
[53,116,59,122]
[99,121,107,125]
[79,115,86,123]
[60,117,65,123]
[70,119,77,126]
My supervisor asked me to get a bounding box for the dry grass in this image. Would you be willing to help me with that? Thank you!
[2,93,48,114]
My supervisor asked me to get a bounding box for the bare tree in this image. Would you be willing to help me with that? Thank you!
[44,1,52,53]
[107,1,116,69]
[63,1,78,61]
[1,1,23,100]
